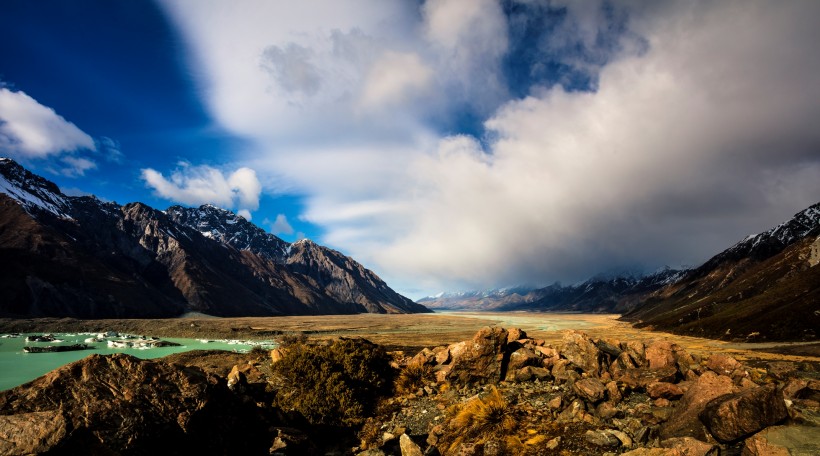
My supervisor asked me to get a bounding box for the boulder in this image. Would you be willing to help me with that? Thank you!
[660,371,736,440]
[622,449,682,456]
[648,382,684,400]
[0,411,68,455]
[659,437,717,456]
[506,347,540,373]
[706,354,744,377]
[0,354,269,455]
[270,347,286,363]
[506,328,527,344]
[645,340,692,373]
[511,366,551,383]
[399,433,423,456]
[446,327,508,384]
[606,381,623,404]
[615,366,678,390]
[561,331,601,375]
[623,340,646,366]
[584,429,620,448]
[574,377,607,403]
[699,384,788,443]
[741,425,820,456]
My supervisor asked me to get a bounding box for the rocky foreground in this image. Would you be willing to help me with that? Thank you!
[1,327,818,455]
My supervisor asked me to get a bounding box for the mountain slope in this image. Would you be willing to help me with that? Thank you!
[0,159,429,317]
[623,203,820,341]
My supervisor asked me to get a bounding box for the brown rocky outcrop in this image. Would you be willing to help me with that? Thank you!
[561,330,601,374]
[446,326,508,384]
[699,384,788,443]
[574,378,607,403]
[660,371,737,440]
[0,354,269,455]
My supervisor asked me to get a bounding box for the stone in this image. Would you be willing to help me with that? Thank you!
[699,384,788,443]
[623,341,646,366]
[433,346,451,365]
[409,348,436,367]
[585,429,621,448]
[534,345,558,358]
[227,364,247,389]
[606,381,623,404]
[270,347,286,363]
[357,450,387,456]
[561,331,601,375]
[622,449,681,456]
[766,361,797,380]
[512,366,550,383]
[574,377,607,403]
[551,358,575,382]
[706,354,743,377]
[0,354,271,454]
[0,411,68,455]
[607,429,633,448]
[596,402,618,420]
[648,382,684,400]
[611,351,640,377]
[615,366,678,390]
[506,328,527,344]
[548,395,563,410]
[546,436,560,450]
[506,347,541,373]
[399,433,423,456]
[660,371,737,440]
[741,425,820,456]
[446,327,508,384]
[660,437,717,456]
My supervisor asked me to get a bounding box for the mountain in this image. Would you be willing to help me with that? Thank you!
[623,203,820,341]
[0,158,429,318]
[419,269,686,313]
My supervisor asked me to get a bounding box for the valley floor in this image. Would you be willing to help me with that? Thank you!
[1,312,817,362]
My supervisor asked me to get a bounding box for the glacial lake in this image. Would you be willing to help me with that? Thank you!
[0,333,277,391]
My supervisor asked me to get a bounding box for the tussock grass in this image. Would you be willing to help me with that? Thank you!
[443,386,523,455]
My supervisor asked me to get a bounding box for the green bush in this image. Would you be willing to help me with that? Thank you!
[271,338,394,426]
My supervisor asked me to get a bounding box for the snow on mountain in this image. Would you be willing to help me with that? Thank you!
[166,204,290,262]
[0,158,71,218]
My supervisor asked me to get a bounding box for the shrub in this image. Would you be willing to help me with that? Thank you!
[271,338,394,426]
[442,387,522,455]
[395,362,433,395]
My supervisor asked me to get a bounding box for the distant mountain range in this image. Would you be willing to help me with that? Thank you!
[420,203,820,341]
[0,158,429,318]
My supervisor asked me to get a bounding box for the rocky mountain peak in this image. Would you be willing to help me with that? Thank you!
[167,204,289,262]
[0,158,70,218]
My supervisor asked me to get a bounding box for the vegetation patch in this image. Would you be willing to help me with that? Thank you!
[270,337,394,426]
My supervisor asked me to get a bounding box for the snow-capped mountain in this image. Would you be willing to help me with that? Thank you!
[624,202,820,341]
[166,204,289,262]
[0,158,429,318]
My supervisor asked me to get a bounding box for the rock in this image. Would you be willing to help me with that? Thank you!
[548,395,563,410]
[706,354,744,377]
[270,347,286,363]
[622,449,682,456]
[648,382,684,400]
[611,351,641,377]
[399,434,423,456]
[358,450,387,456]
[506,347,541,373]
[766,361,797,380]
[660,371,737,440]
[585,429,621,448]
[0,354,269,455]
[699,384,788,443]
[660,437,717,456]
[410,348,436,367]
[0,411,68,455]
[606,381,623,404]
[506,328,527,344]
[607,429,633,448]
[551,358,575,382]
[433,346,451,365]
[596,401,618,420]
[534,345,558,358]
[546,436,561,450]
[270,427,313,455]
[741,425,820,456]
[227,364,247,389]
[512,366,551,383]
[561,331,601,375]
[615,366,678,390]
[446,327,508,384]
[574,377,607,403]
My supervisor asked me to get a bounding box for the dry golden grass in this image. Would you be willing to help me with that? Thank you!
[444,386,523,456]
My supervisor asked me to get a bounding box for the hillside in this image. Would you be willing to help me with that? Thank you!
[0,158,429,318]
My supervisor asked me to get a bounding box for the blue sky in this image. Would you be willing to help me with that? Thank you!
[2,0,820,298]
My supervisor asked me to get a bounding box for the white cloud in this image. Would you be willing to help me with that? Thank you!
[162,0,820,295]
[360,52,433,110]
[0,88,95,158]
[267,213,294,235]
[60,156,97,177]
[237,209,252,220]
[141,163,262,215]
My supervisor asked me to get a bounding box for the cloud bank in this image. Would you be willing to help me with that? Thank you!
[141,163,262,218]
[162,0,820,295]
[0,87,100,176]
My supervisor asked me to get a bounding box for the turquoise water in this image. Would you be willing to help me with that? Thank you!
[0,333,277,391]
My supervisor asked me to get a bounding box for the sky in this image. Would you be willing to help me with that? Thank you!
[1,0,819,299]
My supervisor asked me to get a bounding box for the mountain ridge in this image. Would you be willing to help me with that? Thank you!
[0,158,429,318]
